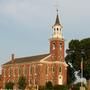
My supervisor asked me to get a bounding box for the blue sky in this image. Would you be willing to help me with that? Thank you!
[0,0,90,69]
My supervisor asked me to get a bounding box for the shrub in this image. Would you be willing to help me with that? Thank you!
[54,85,68,90]
[5,82,14,90]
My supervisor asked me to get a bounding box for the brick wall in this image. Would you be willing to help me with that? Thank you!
[0,75,2,89]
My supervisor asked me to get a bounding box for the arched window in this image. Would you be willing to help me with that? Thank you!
[59,66,62,73]
[53,43,55,50]
[30,79,32,85]
[52,64,55,73]
[60,43,62,49]
[46,64,48,74]
[30,65,32,74]
[54,28,55,31]
[19,66,22,76]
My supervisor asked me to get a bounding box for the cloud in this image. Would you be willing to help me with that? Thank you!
[0,1,16,16]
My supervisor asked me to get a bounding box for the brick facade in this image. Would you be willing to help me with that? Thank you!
[1,12,68,89]
[0,75,2,89]
[2,61,67,87]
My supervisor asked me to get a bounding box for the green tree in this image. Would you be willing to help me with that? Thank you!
[45,81,53,90]
[54,85,68,90]
[65,38,90,82]
[80,38,90,79]
[66,40,81,70]
[67,65,75,85]
[18,76,27,90]
[5,82,14,90]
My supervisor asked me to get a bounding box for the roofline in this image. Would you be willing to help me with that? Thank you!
[3,53,50,66]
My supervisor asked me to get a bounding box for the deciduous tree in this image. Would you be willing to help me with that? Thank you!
[65,38,90,82]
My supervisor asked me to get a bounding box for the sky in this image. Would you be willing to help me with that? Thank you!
[0,0,90,71]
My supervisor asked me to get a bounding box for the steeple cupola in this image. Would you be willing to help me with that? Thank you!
[52,10,63,39]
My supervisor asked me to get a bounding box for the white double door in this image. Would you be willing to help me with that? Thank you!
[58,74,63,85]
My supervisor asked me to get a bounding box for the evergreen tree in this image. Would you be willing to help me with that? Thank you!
[18,76,27,90]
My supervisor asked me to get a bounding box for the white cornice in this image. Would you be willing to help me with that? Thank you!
[40,54,51,62]
[40,60,68,67]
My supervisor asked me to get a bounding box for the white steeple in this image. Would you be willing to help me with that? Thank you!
[52,10,63,39]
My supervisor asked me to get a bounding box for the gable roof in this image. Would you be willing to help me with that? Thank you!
[3,53,50,65]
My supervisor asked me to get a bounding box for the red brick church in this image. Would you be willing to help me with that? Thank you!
[2,10,68,88]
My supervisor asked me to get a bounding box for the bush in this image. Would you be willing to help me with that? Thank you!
[5,82,14,90]
[18,76,27,90]
[54,85,68,90]
[45,81,53,90]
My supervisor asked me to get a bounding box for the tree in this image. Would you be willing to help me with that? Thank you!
[45,81,53,90]
[66,40,81,70]
[67,65,75,85]
[5,82,14,90]
[65,38,90,82]
[80,38,90,79]
[18,76,27,90]
[54,85,68,90]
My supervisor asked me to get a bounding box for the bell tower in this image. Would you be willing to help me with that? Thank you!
[50,10,67,85]
[50,10,64,62]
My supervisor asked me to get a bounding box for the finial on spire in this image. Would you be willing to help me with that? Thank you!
[56,9,58,14]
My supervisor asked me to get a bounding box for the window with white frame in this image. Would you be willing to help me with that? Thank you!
[52,64,55,73]
[53,43,55,50]
[46,64,48,75]
[60,43,62,50]
[30,65,33,75]
[59,65,62,73]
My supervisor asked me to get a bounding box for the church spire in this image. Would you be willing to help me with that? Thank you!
[54,9,60,26]
[52,9,63,39]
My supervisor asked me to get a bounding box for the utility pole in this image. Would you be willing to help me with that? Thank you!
[80,57,83,89]
[80,50,85,90]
